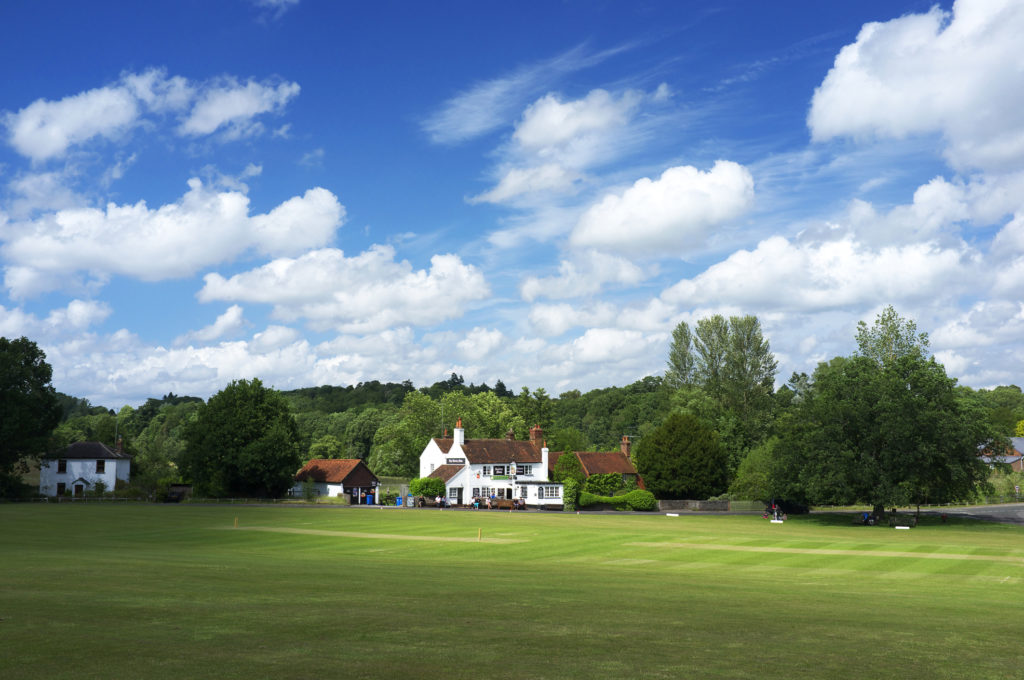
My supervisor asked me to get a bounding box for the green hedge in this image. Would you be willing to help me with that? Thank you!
[577,489,656,511]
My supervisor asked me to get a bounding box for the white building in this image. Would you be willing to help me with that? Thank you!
[419,421,563,507]
[39,441,132,497]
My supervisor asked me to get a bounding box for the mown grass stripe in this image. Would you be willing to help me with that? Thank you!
[223,525,526,543]
[626,540,1024,564]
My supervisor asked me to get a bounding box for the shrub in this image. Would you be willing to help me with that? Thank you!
[624,489,657,511]
[409,477,445,498]
[562,478,579,511]
[583,473,624,496]
[576,488,657,511]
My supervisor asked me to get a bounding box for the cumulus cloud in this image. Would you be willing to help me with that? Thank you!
[520,250,647,301]
[571,327,663,364]
[5,85,140,162]
[175,305,247,346]
[198,245,490,333]
[0,299,110,339]
[569,161,755,257]
[1,178,344,298]
[3,69,300,161]
[808,0,1024,171]
[528,302,618,337]
[456,327,506,360]
[662,234,978,311]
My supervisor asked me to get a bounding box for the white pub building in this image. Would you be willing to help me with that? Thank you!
[419,420,564,507]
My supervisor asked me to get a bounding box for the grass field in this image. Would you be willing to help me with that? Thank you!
[1,505,1022,679]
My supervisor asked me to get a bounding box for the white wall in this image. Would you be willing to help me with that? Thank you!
[39,457,130,496]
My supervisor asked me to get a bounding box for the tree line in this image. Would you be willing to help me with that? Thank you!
[2,306,1022,505]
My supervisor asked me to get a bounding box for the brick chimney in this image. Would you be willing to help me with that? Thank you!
[505,429,515,441]
[620,435,630,456]
[529,424,543,447]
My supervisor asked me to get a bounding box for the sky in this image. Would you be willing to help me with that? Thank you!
[2,0,1023,407]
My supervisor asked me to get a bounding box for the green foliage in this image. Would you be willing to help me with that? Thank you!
[408,477,445,498]
[549,426,589,454]
[632,412,728,500]
[583,472,624,496]
[301,477,318,502]
[666,315,778,470]
[180,378,301,498]
[1015,419,1024,437]
[728,437,780,501]
[561,477,579,511]
[854,305,929,366]
[776,351,991,511]
[0,336,62,496]
[577,488,656,511]
[552,452,585,484]
[281,380,414,414]
[307,435,345,461]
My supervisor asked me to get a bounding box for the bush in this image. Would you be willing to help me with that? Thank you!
[409,477,445,498]
[576,488,657,511]
[583,473,624,496]
[562,478,579,511]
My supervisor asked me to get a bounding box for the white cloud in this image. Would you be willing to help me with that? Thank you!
[571,327,662,364]
[514,88,640,156]
[520,250,647,301]
[468,163,580,204]
[569,161,755,257]
[5,85,139,162]
[1,178,344,298]
[422,44,629,144]
[0,299,110,339]
[3,69,301,161]
[198,245,490,333]
[662,234,977,311]
[175,305,247,346]
[179,78,300,139]
[808,0,1024,171]
[528,302,617,337]
[457,327,505,360]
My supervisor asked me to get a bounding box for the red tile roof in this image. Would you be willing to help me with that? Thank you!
[427,464,463,482]
[576,450,638,476]
[432,438,543,464]
[294,459,376,484]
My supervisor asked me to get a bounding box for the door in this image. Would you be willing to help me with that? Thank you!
[74,484,84,497]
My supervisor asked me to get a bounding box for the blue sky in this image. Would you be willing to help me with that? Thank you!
[2,0,1022,407]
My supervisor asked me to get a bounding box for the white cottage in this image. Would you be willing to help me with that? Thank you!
[39,440,132,497]
[419,421,563,507]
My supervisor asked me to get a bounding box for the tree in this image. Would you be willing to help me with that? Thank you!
[552,451,585,484]
[777,352,990,516]
[855,304,929,366]
[631,412,728,500]
[0,337,62,496]
[180,379,300,498]
[307,435,345,461]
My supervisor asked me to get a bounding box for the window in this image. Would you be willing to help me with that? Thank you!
[481,486,492,498]
[539,486,561,499]
[519,486,527,498]
[482,466,491,476]
[57,482,66,496]
[448,488,459,499]
[57,459,67,474]
[515,464,532,476]
[472,487,480,497]
[429,463,435,472]
[96,460,105,474]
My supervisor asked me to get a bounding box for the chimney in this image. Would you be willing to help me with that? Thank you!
[116,436,123,455]
[620,435,630,456]
[529,424,543,446]
[541,440,549,481]
[454,418,465,447]
[505,429,515,441]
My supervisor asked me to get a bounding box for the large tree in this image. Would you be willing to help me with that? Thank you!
[632,412,728,500]
[0,337,62,495]
[181,378,301,497]
[777,332,990,515]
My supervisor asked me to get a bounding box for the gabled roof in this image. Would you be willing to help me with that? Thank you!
[294,458,376,484]
[576,450,639,476]
[427,464,463,482]
[432,437,543,464]
[462,439,543,464]
[49,441,132,460]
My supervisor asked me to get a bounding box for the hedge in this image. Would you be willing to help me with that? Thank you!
[577,489,656,511]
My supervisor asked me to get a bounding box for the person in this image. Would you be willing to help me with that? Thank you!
[486,495,492,510]
[435,494,441,509]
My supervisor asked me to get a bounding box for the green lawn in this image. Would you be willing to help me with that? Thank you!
[1,505,1022,679]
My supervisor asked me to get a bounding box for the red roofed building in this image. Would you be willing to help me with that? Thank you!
[292,458,380,503]
[419,421,563,507]
[549,436,646,489]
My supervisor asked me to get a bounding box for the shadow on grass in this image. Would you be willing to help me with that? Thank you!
[790,512,994,530]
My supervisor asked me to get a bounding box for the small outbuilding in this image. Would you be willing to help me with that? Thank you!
[292,458,380,503]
